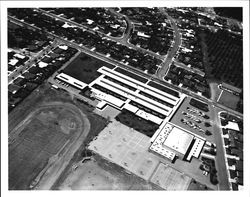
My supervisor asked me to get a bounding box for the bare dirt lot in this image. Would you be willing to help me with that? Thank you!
[55,153,158,190]
[58,158,151,190]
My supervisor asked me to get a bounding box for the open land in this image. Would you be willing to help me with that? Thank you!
[9,102,86,190]
[7,7,244,191]
[56,157,156,190]
[8,83,107,190]
[63,52,115,84]
[218,90,240,110]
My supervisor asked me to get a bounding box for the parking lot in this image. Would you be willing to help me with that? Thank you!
[170,96,214,143]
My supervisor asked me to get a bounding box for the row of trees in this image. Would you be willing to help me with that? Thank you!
[204,29,243,89]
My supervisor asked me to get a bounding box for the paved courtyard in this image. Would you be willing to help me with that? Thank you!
[88,120,216,190]
[88,120,159,181]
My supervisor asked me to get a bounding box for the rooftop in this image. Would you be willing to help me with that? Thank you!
[163,127,194,155]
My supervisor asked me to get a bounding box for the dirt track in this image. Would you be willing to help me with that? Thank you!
[9,100,91,190]
[32,101,91,190]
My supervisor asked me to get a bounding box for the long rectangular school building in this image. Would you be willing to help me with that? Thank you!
[55,66,185,125]
[89,66,186,124]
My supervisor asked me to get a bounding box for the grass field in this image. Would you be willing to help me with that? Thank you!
[9,105,83,190]
[115,109,159,137]
[63,52,115,84]
[218,90,240,110]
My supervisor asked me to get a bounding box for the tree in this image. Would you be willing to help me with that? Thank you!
[204,122,211,127]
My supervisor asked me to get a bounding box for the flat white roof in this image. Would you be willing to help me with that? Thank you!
[14,53,26,59]
[98,67,179,102]
[58,45,68,50]
[62,22,76,28]
[163,127,194,155]
[141,88,178,106]
[92,88,124,108]
[123,103,138,113]
[96,100,107,109]
[56,73,88,90]
[187,137,205,160]
[94,79,171,116]
[38,61,48,68]
[150,123,201,160]
[137,31,151,38]
[149,124,176,161]
[9,59,19,66]
[224,121,239,131]
[100,77,173,112]
[136,110,163,125]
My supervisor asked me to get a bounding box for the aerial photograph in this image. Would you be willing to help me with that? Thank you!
[4,3,247,192]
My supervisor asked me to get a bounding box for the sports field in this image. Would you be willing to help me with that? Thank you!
[8,103,85,190]
[150,163,192,190]
[63,52,115,84]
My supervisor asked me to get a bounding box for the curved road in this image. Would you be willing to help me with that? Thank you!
[8,13,242,118]
[38,8,163,60]
[156,7,182,79]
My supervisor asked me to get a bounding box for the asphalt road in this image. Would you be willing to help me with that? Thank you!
[156,8,182,79]
[210,106,231,190]
[8,40,58,83]
[38,8,163,60]
[8,14,243,119]
[8,12,243,191]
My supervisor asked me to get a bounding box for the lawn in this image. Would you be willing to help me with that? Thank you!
[115,109,159,137]
[63,52,115,84]
[218,90,240,110]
